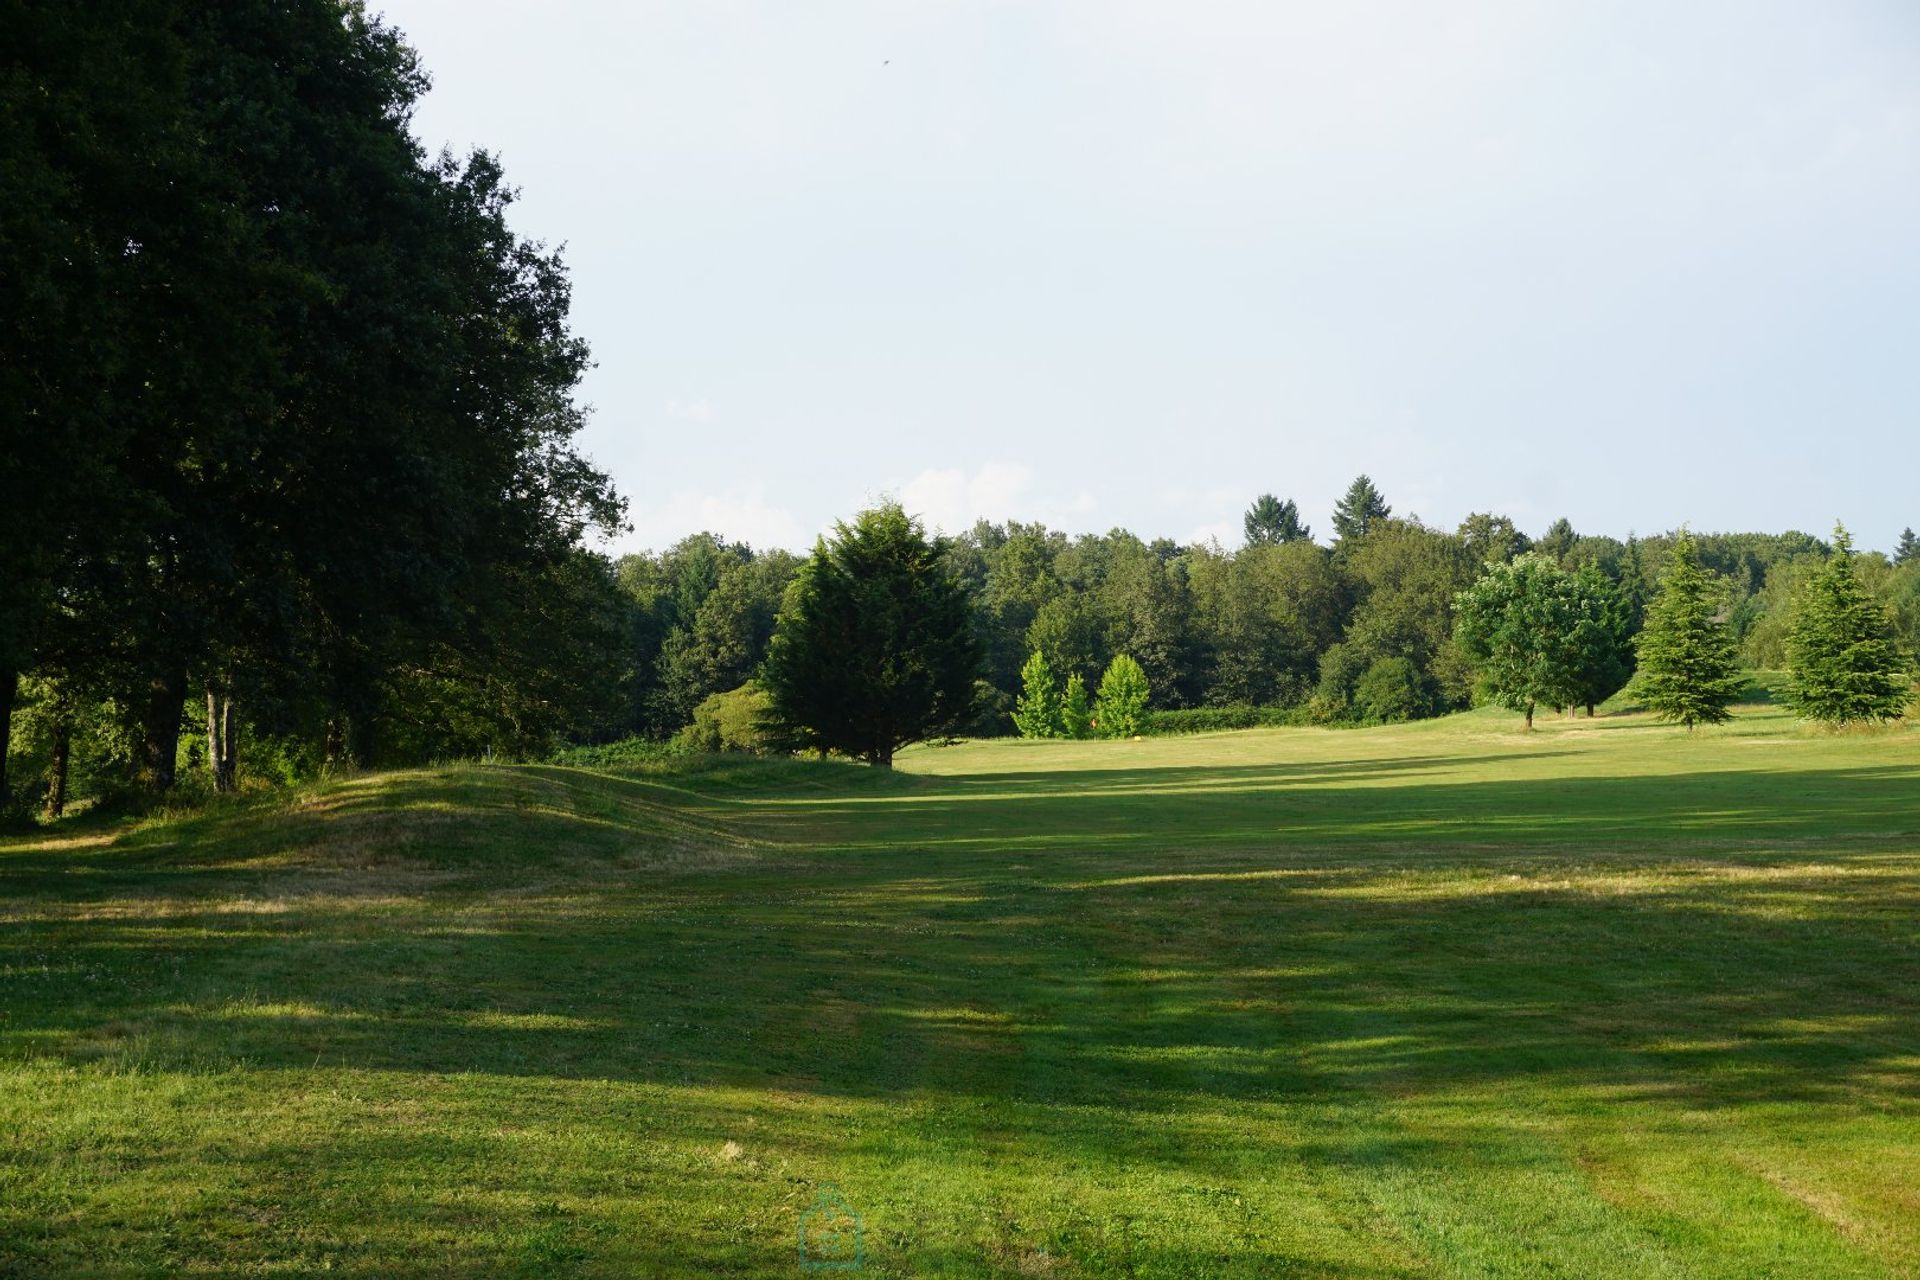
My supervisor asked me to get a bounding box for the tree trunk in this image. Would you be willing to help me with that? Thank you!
[221,695,237,792]
[0,665,15,808]
[1524,701,1535,731]
[1586,702,1596,717]
[206,689,224,789]
[138,667,188,793]
[47,714,70,819]
[205,687,237,793]
[324,718,345,769]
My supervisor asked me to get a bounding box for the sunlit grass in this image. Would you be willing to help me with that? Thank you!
[1,701,1917,1275]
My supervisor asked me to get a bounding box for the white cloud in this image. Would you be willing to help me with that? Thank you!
[893,462,1034,535]
[889,463,1100,536]
[629,483,808,553]
[664,398,715,422]
[1185,520,1240,549]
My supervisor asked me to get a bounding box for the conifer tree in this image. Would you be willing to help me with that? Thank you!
[760,504,979,767]
[1060,671,1093,739]
[1784,524,1913,724]
[1094,654,1151,738]
[1013,650,1064,738]
[1244,494,1310,546]
[1633,531,1744,730]
[1331,475,1391,543]
[1896,527,1919,567]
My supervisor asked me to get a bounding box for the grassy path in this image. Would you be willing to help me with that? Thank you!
[2,703,1917,1275]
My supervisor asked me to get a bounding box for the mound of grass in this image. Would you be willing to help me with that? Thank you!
[2,703,1917,1276]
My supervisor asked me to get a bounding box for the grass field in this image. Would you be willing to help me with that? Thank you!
[3,700,1918,1277]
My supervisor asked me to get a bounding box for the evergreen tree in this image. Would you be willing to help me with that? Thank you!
[1060,672,1093,739]
[1244,494,1309,546]
[760,504,980,767]
[1331,475,1391,543]
[1896,527,1919,567]
[1537,518,1578,564]
[1454,553,1583,729]
[1634,532,1744,730]
[1784,524,1913,724]
[1094,654,1151,738]
[1013,650,1064,738]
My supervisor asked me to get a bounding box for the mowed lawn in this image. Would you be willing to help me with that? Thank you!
[3,704,1918,1277]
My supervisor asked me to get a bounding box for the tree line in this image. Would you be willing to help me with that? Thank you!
[7,9,1917,810]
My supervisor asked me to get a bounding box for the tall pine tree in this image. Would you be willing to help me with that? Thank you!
[1895,527,1919,567]
[1331,475,1391,543]
[1784,524,1913,724]
[1634,531,1744,730]
[1244,494,1310,546]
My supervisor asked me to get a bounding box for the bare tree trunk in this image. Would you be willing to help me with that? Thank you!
[138,667,188,793]
[1524,701,1535,731]
[1586,702,1596,718]
[205,686,239,793]
[324,718,345,770]
[220,694,236,792]
[47,714,70,819]
[206,688,224,789]
[0,666,15,808]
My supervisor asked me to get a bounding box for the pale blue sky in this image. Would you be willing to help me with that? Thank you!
[385,1,1919,555]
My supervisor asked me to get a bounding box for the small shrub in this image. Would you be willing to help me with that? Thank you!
[1141,705,1292,736]
[1354,656,1432,723]
[673,683,776,754]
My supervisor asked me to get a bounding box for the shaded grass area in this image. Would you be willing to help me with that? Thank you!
[2,705,1918,1276]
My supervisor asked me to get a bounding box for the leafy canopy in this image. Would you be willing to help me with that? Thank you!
[1095,654,1152,738]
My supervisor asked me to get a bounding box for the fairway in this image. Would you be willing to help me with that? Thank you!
[3,703,1918,1277]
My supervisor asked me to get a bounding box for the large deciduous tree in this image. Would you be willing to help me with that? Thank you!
[760,505,979,767]
[1454,553,1583,730]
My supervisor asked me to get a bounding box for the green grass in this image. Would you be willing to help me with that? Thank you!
[3,702,1918,1277]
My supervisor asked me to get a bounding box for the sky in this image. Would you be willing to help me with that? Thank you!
[381,0,1920,556]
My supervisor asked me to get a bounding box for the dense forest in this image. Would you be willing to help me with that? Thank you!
[5,5,1917,814]
[609,497,1920,747]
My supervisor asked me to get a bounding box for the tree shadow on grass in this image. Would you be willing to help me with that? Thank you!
[3,758,1918,1274]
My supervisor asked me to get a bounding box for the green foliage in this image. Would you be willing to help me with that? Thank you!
[1784,525,1914,725]
[1897,528,1919,567]
[1060,672,1093,740]
[672,683,776,754]
[1094,654,1151,737]
[1331,474,1391,543]
[1568,565,1636,714]
[1013,650,1064,739]
[1455,553,1584,727]
[1354,656,1433,723]
[1140,704,1295,735]
[548,736,687,770]
[759,504,980,767]
[1243,494,1311,546]
[1457,513,1531,566]
[1537,518,1578,564]
[1634,532,1745,729]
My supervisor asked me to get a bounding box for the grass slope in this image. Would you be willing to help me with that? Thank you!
[3,703,1918,1277]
